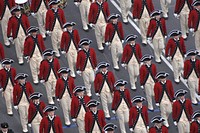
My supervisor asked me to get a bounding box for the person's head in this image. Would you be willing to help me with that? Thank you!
[43,49,55,60]
[76,90,85,97]
[79,38,92,50]
[87,100,100,112]
[29,92,43,104]
[125,34,137,45]
[74,86,86,97]
[151,10,162,20]
[192,111,200,122]
[44,105,57,116]
[103,123,117,133]
[97,62,110,73]
[15,73,28,84]
[175,89,187,100]
[48,110,55,116]
[58,67,70,78]
[135,101,143,107]
[155,14,161,20]
[114,79,128,91]
[2,58,14,69]
[156,72,169,82]
[108,14,120,24]
[90,106,98,112]
[186,49,198,60]
[1,123,9,132]
[132,96,145,107]
[193,1,200,10]
[112,18,118,24]
[141,54,153,65]
[27,26,39,36]
[151,116,165,128]
[97,0,103,3]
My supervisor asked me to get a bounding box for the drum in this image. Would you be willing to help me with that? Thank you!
[15,0,31,16]
[59,0,67,9]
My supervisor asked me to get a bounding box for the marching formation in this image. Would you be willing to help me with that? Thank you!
[0,0,200,133]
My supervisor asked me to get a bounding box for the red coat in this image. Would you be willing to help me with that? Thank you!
[0,43,5,60]
[88,2,110,24]
[188,9,200,32]
[154,80,175,104]
[76,48,97,71]
[28,101,46,123]
[105,22,124,43]
[71,95,90,119]
[132,0,154,19]
[7,14,30,39]
[139,64,157,85]
[112,89,132,111]
[172,99,193,122]
[39,115,63,133]
[147,18,167,39]
[24,34,46,58]
[13,82,34,106]
[183,59,200,79]
[121,43,142,64]
[30,0,49,13]
[190,120,200,133]
[149,126,168,133]
[94,71,115,94]
[0,68,17,91]
[45,8,66,31]
[129,106,149,129]
[174,0,193,14]
[85,110,106,133]
[39,58,60,81]
[165,37,186,59]
[0,0,15,20]
[60,29,80,52]
[55,77,75,99]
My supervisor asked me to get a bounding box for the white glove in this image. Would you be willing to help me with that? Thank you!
[31,12,36,18]
[57,99,60,102]
[74,2,80,7]
[40,80,45,83]
[96,93,100,96]
[46,31,52,36]
[14,106,18,110]
[121,63,127,68]
[61,51,66,54]
[76,70,82,75]
[189,28,194,33]
[28,124,32,127]
[174,13,180,19]
[140,86,144,89]
[105,42,111,46]
[147,126,149,131]
[0,88,3,92]
[155,103,160,106]
[89,23,95,29]
[72,118,76,122]
[94,67,98,72]
[147,37,152,41]
[8,37,13,41]
[174,121,177,126]
[167,56,172,61]
[121,40,124,43]
[184,54,187,58]
[112,110,116,114]
[164,35,167,39]
[133,19,138,22]
[129,128,133,132]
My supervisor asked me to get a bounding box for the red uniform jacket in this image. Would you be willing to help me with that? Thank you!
[24,34,46,58]
[0,68,17,91]
[0,43,5,61]
[71,95,90,119]
[112,89,132,111]
[13,82,34,106]
[39,115,63,133]
[60,29,80,52]
[85,110,106,133]
[183,59,200,79]
[76,48,97,71]
[39,58,60,81]
[7,14,30,39]
[129,106,149,129]
[190,120,200,133]
[165,37,186,59]
[172,99,193,122]
[140,64,157,86]
[0,0,15,20]
[45,8,66,31]
[105,22,124,43]
[94,71,115,94]
[30,0,49,13]
[147,18,167,39]
[132,0,154,19]
[28,101,46,123]
[55,76,75,99]
[188,9,200,32]
[174,0,193,14]
[149,125,168,133]
[88,2,110,24]
[121,43,142,64]
[154,80,175,104]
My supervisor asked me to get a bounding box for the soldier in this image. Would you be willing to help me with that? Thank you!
[165,30,186,83]
[154,71,175,127]
[121,34,142,90]
[94,62,115,119]
[112,79,132,133]
[174,0,193,40]
[39,105,63,133]
[55,67,75,126]
[76,38,97,97]
[39,49,60,104]
[71,86,91,133]
[0,0,15,47]
[119,0,131,24]
[188,1,200,53]
[140,54,157,111]
[0,122,14,133]
[24,26,46,84]
[0,58,16,116]
[85,99,106,133]
[88,0,110,52]
[172,89,193,133]
[30,0,49,39]
[13,73,34,133]
[190,110,200,133]
[149,116,168,133]
[105,13,124,70]
[60,22,80,78]
[147,10,167,63]
[103,123,117,133]
[45,0,66,57]
[7,5,30,65]
[132,0,154,45]
[183,49,200,105]
[160,0,171,19]
[28,92,46,133]
[129,96,149,133]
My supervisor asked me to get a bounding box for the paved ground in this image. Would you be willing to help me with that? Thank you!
[0,0,199,132]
